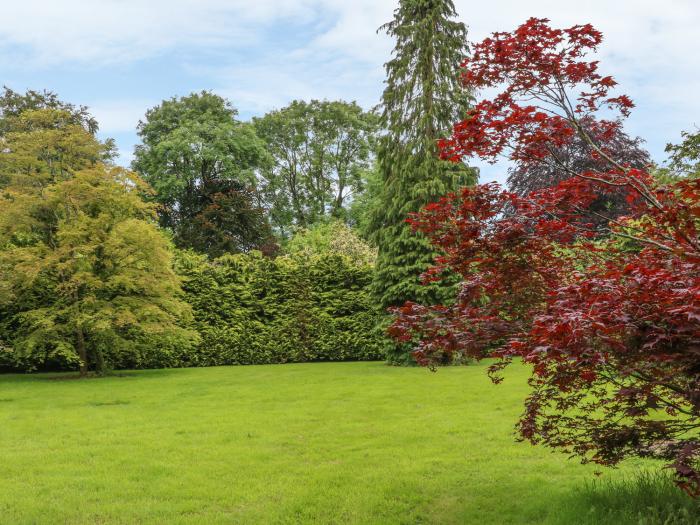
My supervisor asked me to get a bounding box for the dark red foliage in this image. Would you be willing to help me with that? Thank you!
[507,115,651,227]
[391,18,700,494]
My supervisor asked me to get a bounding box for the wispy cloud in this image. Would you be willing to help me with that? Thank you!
[1,0,698,182]
[0,0,320,65]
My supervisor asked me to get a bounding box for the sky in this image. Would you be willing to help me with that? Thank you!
[2,0,698,185]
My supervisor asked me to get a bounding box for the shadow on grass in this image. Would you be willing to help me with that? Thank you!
[553,470,700,525]
[0,367,184,383]
[87,399,131,406]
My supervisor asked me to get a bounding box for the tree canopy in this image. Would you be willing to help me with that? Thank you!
[0,108,113,192]
[0,108,196,374]
[507,115,651,226]
[254,99,378,234]
[132,91,273,256]
[0,86,100,135]
[392,18,700,494]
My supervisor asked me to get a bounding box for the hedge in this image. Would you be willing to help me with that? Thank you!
[176,251,384,366]
[0,250,383,372]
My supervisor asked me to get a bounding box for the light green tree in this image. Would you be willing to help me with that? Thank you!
[0,165,198,375]
[0,86,100,135]
[0,106,197,375]
[0,108,114,191]
[254,99,379,234]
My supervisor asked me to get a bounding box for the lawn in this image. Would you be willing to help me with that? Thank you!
[0,361,695,524]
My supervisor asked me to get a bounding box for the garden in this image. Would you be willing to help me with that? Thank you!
[1,1,699,523]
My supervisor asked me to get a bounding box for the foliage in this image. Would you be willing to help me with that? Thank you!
[253,99,379,234]
[132,91,272,257]
[347,161,383,239]
[175,178,277,258]
[507,115,651,226]
[0,102,196,374]
[370,0,475,308]
[0,86,100,135]
[0,164,198,374]
[665,129,700,178]
[370,0,476,363]
[0,108,115,191]
[284,220,377,266]
[177,250,383,366]
[391,18,700,493]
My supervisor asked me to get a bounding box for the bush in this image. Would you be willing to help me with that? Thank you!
[1,247,383,372]
[284,220,377,266]
[176,250,384,366]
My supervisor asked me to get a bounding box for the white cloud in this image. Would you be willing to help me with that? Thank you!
[2,1,697,88]
[306,1,395,63]
[0,0,320,65]
[2,0,697,177]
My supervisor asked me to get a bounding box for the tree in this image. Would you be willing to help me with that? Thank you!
[391,18,700,493]
[0,86,100,135]
[0,104,197,374]
[0,108,113,191]
[665,129,700,177]
[347,162,383,239]
[132,91,272,256]
[370,0,476,362]
[285,220,377,267]
[507,115,650,226]
[253,99,378,234]
[0,165,198,375]
[176,178,277,258]
[0,89,114,192]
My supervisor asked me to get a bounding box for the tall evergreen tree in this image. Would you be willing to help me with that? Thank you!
[371,0,476,361]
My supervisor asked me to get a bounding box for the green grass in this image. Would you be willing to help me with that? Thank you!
[0,361,697,524]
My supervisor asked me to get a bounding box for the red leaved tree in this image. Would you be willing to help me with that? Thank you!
[390,18,700,494]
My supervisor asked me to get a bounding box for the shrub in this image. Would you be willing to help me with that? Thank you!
[284,220,377,266]
[176,250,384,366]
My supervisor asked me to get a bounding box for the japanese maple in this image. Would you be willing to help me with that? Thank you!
[391,18,700,494]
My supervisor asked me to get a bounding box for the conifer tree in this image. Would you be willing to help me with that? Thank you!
[371,0,476,362]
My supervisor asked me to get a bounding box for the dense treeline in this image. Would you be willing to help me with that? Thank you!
[0,88,388,374]
[0,0,481,374]
[0,248,383,372]
[0,83,386,373]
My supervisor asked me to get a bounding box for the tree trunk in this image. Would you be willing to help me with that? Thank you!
[76,327,88,377]
[95,347,105,376]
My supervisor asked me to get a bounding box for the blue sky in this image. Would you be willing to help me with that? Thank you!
[2,0,698,184]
